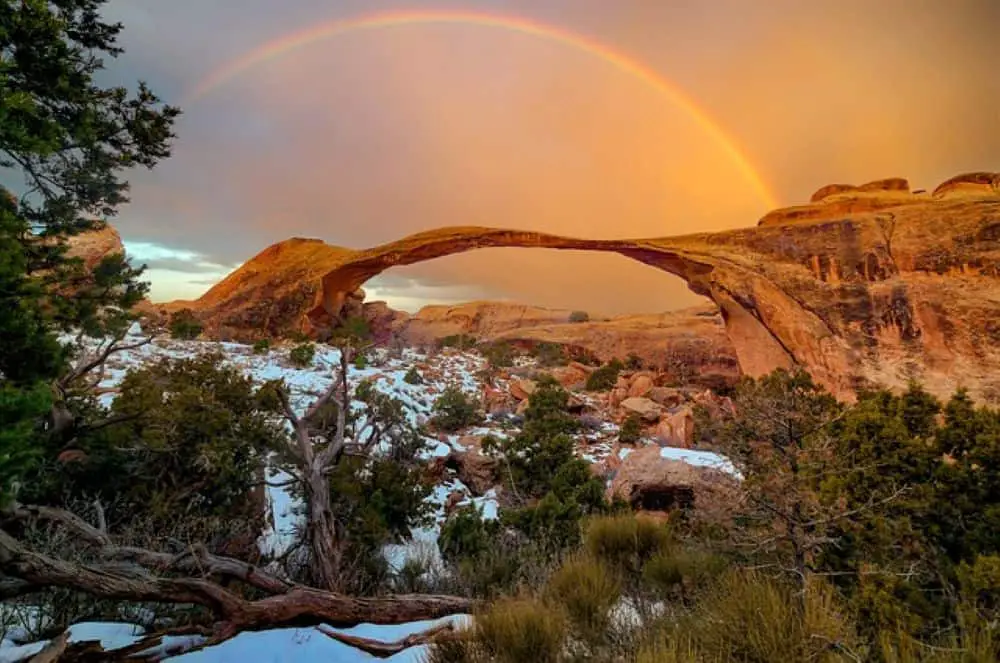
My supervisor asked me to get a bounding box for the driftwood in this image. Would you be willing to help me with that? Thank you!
[0,505,474,658]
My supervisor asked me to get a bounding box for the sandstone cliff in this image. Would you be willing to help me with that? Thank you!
[171,172,1000,402]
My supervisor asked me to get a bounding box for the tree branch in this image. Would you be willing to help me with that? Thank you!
[316,621,460,658]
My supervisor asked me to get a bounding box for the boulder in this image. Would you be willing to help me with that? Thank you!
[510,378,537,401]
[608,445,736,515]
[483,385,515,414]
[655,406,695,448]
[628,374,655,398]
[647,386,682,407]
[452,451,498,497]
[610,387,629,408]
[621,397,662,423]
[548,365,589,389]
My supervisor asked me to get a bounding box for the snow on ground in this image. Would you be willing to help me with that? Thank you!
[37,325,737,660]
[0,617,470,663]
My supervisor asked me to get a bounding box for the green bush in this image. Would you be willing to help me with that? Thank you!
[585,359,624,391]
[288,343,316,368]
[642,548,729,598]
[432,386,482,432]
[647,572,863,663]
[403,366,423,385]
[619,414,643,444]
[545,555,620,636]
[440,334,477,350]
[569,310,590,323]
[353,352,368,370]
[439,505,498,563]
[532,342,568,368]
[23,353,284,528]
[480,341,516,368]
[476,597,567,663]
[584,514,671,573]
[168,308,202,340]
[251,338,270,354]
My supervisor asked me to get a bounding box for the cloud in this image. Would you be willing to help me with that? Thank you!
[98,0,1000,314]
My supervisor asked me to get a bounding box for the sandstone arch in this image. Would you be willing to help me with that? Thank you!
[187,174,1000,402]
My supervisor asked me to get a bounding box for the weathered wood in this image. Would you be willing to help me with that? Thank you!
[317,621,459,658]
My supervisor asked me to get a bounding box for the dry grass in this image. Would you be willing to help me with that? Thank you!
[544,555,620,636]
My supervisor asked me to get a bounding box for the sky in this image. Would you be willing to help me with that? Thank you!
[72,0,1000,312]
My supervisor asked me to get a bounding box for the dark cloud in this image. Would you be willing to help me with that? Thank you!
[95,0,1000,311]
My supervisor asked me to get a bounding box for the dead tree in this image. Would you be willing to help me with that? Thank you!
[270,323,410,591]
[0,503,472,658]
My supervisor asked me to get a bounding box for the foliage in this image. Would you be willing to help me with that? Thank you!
[544,554,620,636]
[0,0,177,502]
[619,414,643,444]
[403,365,423,385]
[168,308,202,340]
[640,572,864,663]
[439,505,500,563]
[431,386,482,432]
[568,310,589,323]
[23,353,283,528]
[0,382,50,505]
[288,343,316,368]
[625,353,644,370]
[585,358,624,391]
[479,341,516,368]
[531,342,568,368]
[474,597,568,663]
[440,334,477,350]
[252,338,270,354]
[353,352,368,370]
[584,514,671,574]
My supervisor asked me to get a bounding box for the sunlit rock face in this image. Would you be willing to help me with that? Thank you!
[172,173,1000,403]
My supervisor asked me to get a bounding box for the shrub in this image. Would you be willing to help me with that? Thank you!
[584,514,671,574]
[476,597,567,663]
[657,571,863,663]
[625,353,644,370]
[432,386,482,432]
[619,414,643,444]
[545,555,620,636]
[480,341,516,368]
[585,359,624,391]
[251,338,270,355]
[439,505,498,563]
[569,310,590,323]
[23,353,284,528]
[440,334,477,350]
[168,308,202,340]
[642,548,729,598]
[288,343,316,368]
[353,352,368,370]
[403,366,423,385]
[532,342,568,368]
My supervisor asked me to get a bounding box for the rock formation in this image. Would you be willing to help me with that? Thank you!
[66,224,126,268]
[171,172,1000,402]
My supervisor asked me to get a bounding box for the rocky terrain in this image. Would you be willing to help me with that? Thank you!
[122,171,998,402]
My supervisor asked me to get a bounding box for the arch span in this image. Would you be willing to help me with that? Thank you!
[305,226,804,388]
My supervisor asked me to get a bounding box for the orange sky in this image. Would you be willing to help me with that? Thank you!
[105,0,1000,313]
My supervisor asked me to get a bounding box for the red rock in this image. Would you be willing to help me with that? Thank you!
[628,375,654,398]
[621,397,662,422]
[509,379,537,401]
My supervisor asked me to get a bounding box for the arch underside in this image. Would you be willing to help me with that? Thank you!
[306,226,804,390]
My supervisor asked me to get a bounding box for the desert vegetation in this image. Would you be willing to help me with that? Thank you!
[4,1,1000,661]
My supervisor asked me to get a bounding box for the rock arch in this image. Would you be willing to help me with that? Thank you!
[303,178,1000,402]
[305,226,830,394]
[186,173,1000,402]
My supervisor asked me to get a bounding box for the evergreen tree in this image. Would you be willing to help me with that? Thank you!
[0,0,178,501]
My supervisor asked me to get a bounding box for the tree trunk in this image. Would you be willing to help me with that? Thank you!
[305,464,343,591]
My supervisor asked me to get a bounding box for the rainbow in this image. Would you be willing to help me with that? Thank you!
[186,10,777,208]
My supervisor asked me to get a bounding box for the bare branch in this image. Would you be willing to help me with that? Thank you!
[317,621,459,658]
